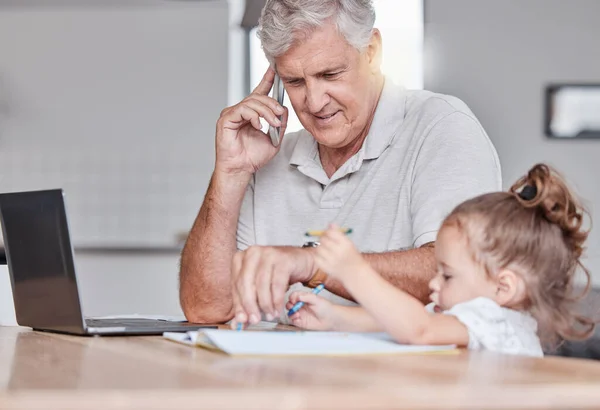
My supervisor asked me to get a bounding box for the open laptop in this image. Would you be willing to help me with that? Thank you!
[0,189,216,335]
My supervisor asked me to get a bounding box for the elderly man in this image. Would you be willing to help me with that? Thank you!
[179,0,501,325]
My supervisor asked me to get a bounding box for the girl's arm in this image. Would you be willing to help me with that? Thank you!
[330,305,385,332]
[286,291,384,332]
[343,266,469,346]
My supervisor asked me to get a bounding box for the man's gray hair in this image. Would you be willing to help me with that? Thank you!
[257,0,376,63]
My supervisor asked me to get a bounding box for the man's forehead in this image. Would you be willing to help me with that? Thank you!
[277,57,348,78]
[275,23,356,75]
[276,45,353,77]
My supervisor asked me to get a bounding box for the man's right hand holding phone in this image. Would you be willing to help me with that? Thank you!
[215,67,288,180]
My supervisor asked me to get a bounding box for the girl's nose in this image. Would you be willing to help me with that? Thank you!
[429,275,440,292]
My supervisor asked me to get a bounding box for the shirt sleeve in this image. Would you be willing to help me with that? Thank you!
[410,111,502,247]
[442,297,543,357]
[443,297,507,351]
[236,176,256,251]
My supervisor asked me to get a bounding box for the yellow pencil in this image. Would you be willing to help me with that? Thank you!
[305,227,353,237]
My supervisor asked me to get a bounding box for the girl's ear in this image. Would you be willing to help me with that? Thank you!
[495,269,526,307]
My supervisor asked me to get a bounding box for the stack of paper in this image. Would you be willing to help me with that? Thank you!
[163,329,457,356]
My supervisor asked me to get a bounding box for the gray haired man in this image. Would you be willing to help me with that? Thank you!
[179,0,501,326]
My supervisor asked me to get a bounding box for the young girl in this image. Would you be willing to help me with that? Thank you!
[287,164,596,357]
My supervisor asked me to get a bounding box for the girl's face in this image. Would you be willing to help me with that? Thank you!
[429,225,498,311]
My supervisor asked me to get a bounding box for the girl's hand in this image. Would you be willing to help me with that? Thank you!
[314,224,368,281]
[286,291,340,331]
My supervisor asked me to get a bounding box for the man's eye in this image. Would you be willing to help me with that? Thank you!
[324,72,341,79]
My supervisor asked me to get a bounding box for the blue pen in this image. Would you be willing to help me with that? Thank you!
[287,283,325,316]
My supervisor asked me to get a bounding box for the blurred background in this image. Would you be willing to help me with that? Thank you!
[0,1,599,341]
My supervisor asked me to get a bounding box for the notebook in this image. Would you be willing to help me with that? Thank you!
[163,329,457,356]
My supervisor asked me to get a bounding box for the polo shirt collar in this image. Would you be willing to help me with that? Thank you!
[363,78,406,160]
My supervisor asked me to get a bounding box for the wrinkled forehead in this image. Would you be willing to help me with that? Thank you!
[274,23,357,73]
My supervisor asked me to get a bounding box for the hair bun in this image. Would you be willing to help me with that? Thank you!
[511,163,589,256]
[519,185,538,201]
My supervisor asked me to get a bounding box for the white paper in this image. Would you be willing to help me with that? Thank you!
[164,331,195,345]
[163,329,456,356]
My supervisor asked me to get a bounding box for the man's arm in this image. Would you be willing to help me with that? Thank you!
[179,172,249,323]
[318,243,437,304]
[179,67,287,324]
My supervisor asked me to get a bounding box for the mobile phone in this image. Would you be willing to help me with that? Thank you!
[268,73,285,147]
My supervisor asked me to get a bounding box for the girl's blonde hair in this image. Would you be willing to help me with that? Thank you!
[442,163,595,348]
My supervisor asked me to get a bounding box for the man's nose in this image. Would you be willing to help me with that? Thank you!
[305,81,330,114]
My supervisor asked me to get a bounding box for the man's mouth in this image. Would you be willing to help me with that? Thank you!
[314,111,339,121]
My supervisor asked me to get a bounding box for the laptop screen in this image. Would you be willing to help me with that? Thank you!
[0,189,85,333]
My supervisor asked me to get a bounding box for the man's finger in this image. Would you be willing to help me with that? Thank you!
[242,99,282,128]
[231,253,247,323]
[237,250,261,324]
[271,269,290,317]
[247,94,285,117]
[236,106,264,131]
[279,106,289,138]
[252,66,276,96]
[256,261,276,320]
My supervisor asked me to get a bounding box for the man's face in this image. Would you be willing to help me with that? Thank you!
[275,23,381,148]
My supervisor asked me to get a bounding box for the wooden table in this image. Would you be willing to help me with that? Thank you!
[1,326,600,409]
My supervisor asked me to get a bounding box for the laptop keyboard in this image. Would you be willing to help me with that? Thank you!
[85,318,202,328]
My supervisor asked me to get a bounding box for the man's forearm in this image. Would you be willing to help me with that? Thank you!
[322,244,437,304]
[179,171,250,323]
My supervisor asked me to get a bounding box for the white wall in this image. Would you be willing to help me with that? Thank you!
[0,266,17,325]
[227,0,247,106]
[74,252,183,317]
[424,0,600,285]
[0,0,240,324]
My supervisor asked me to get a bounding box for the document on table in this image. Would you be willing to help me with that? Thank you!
[163,329,457,356]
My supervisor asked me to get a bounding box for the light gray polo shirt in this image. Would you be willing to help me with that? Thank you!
[236,78,501,315]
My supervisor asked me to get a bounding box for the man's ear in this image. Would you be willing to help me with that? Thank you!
[495,269,526,306]
[366,28,382,72]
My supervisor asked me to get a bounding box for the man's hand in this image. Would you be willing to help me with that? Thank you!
[216,67,289,178]
[231,246,316,325]
[314,225,369,282]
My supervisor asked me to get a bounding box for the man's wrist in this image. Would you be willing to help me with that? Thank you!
[213,167,252,188]
[210,169,252,203]
[286,244,318,285]
[298,242,327,288]
[304,269,328,289]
